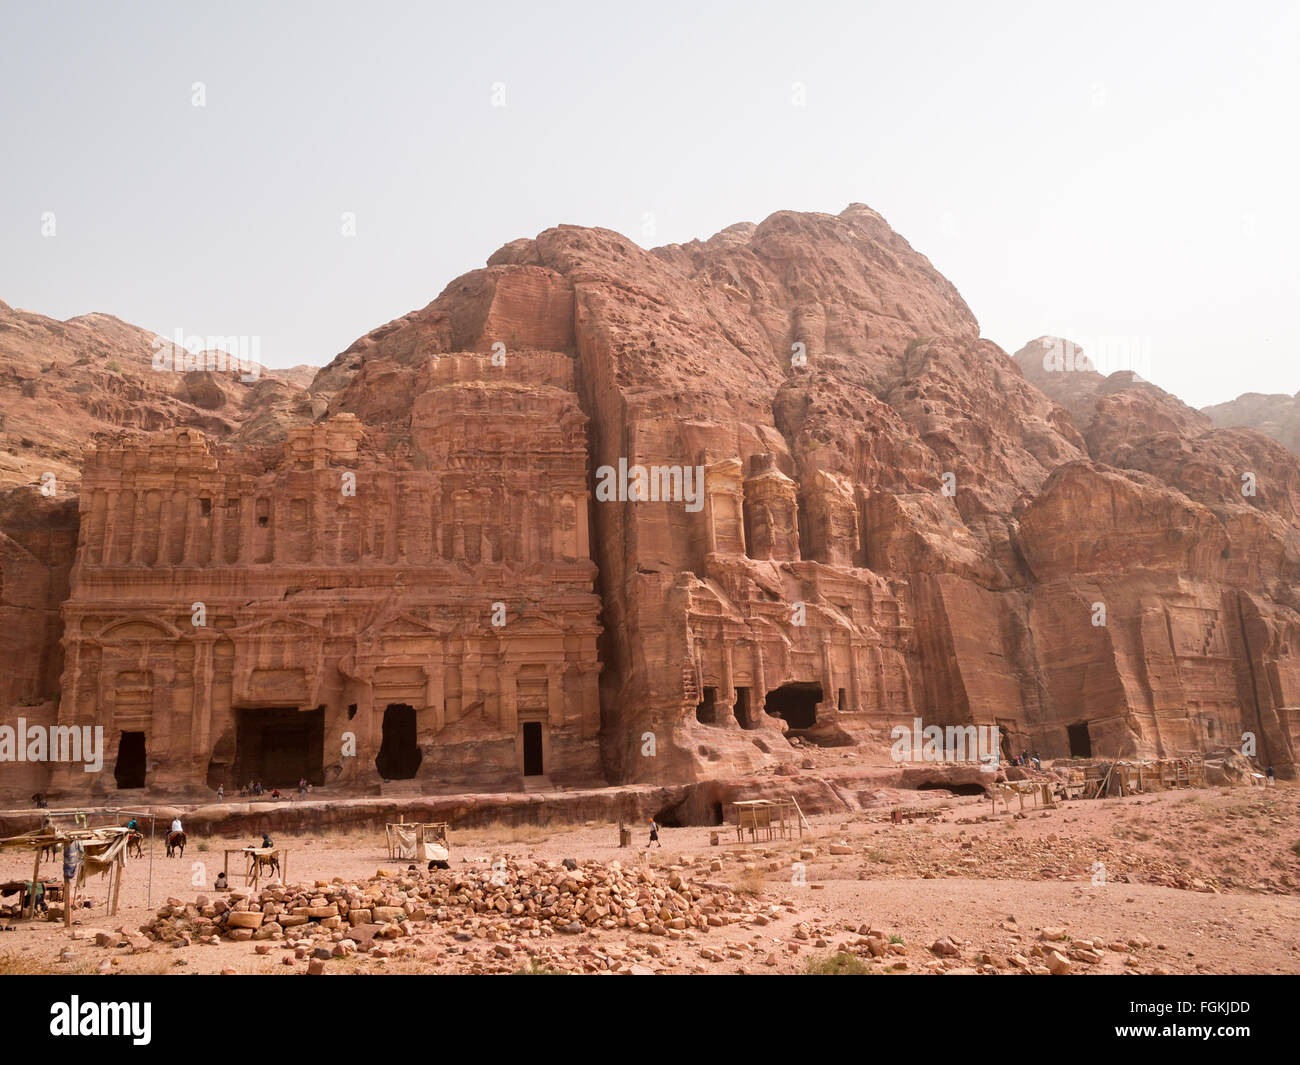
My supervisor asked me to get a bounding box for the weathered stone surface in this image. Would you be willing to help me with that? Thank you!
[1204,391,1300,456]
[4,206,1298,801]
[0,300,312,740]
[49,355,602,796]
[0,488,77,716]
[1013,338,1300,772]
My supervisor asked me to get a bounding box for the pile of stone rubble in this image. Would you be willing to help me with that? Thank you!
[135,856,775,972]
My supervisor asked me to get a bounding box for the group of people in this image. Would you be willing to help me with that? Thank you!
[1008,750,1042,770]
[221,778,310,801]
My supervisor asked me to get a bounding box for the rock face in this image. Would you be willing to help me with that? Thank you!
[0,300,313,718]
[52,355,601,797]
[6,206,1299,800]
[1204,391,1300,456]
[0,298,312,492]
[1013,338,1300,770]
[0,488,78,705]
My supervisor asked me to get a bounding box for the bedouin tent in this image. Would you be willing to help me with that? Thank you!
[0,825,132,919]
[385,822,449,862]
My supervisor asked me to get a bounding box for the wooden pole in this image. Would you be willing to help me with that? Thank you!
[109,859,122,917]
[63,874,72,927]
[24,845,42,918]
[146,811,155,909]
[790,796,813,838]
[1096,762,1115,799]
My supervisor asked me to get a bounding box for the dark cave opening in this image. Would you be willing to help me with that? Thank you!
[695,686,718,725]
[235,706,324,787]
[376,703,422,780]
[764,682,822,730]
[1068,722,1092,758]
[114,731,146,789]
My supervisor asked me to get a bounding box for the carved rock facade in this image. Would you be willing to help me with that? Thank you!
[4,206,1296,800]
[52,355,601,795]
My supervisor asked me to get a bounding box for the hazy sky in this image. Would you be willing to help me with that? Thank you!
[2,0,1296,409]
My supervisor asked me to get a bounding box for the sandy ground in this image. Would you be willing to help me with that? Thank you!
[1,783,1297,975]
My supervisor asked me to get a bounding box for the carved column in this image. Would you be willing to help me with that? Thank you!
[180,494,201,565]
[396,474,411,563]
[273,494,289,563]
[60,630,84,725]
[499,661,519,734]
[190,632,216,780]
[452,492,467,560]
[101,489,119,565]
[356,680,376,781]
[550,496,566,561]
[210,490,226,565]
[156,493,173,565]
[821,634,836,716]
[423,653,445,734]
[576,492,591,560]
[240,492,255,563]
[78,489,97,566]
[547,663,565,727]
[579,664,600,737]
[127,491,146,564]
[312,470,328,563]
[848,642,862,714]
[388,471,401,564]
[719,640,738,727]
[459,645,480,724]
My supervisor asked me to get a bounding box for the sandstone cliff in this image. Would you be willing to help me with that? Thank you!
[0,300,312,711]
[295,208,1299,790]
[1013,338,1300,772]
[1204,391,1300,456]
[4,206,1298,801]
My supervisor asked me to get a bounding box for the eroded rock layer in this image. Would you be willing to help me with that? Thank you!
[5,205,1298,799]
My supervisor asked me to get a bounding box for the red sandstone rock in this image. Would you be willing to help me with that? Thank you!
[3,206,1298,802]
[1204,391,1300,455]
[0,299,313,717]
